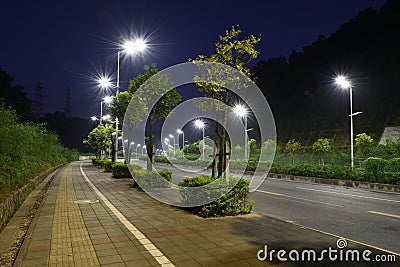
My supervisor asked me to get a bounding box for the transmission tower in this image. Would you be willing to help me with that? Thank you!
[32,81,45,118]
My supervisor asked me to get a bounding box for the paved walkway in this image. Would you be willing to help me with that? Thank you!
[9,161,399,266]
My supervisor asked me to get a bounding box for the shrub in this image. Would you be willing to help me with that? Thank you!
[178,176,253,217]
[111,163,143,178]
[102,161,114,172]
[131,168,171,189]
[156,169,172,182]
[386,158,400,172]
[364,157,387,182]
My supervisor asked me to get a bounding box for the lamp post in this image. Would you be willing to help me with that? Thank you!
[194,119,205,160]
[335,75,361,169]
[169,134,176,158]
[177,129,184,150]
[233,104,249,159]
[136,144,141,158]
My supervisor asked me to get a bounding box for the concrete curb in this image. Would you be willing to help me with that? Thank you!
[267,173,400,193]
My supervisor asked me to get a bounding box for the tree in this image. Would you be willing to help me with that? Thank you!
[83,123,114,158]
[312,138,331,165]
[285,139,301,164]
[130,67,181,168]
[247,138,260,159]
[190,26,260,177]
[261,139,276,160]
[0,68,32,118]
[355,133,374,158]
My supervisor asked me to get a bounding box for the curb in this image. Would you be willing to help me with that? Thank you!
[267,173,400,193]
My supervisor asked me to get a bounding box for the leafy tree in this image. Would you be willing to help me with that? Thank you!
[261,139,276,160]
[190,26,260,177]
[231,145,243,160]
[130,67,181,165]
[312,138,332,165]
[0,68,32,118]
[247,138,260,158]
[355,133,374,158]
[285,139,301,164]
[83,123,114,158]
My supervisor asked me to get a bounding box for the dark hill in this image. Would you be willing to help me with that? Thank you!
[253,0,400,146]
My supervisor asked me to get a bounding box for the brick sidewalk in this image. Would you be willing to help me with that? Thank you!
[12,161,398,266]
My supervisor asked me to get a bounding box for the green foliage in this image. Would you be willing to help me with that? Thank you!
[83,123,114,158]
[247,139,260,158]
[312,138,332,165]
[0,106,78,197]
[285,139,301,163]
[178,176,253,217]
[363,157,387,181]
[102,160,114,172]
[261,139,276,159]
[355,133,374,158]
[156,169,172,182]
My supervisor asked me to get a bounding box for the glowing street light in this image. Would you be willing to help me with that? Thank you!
[142,145,146,156]
[91,116,98,121]
[194,119,205,160]
[136,143,141,158]
[169,134,176,158]
[177,129,184,150]
[335,75,361,169]
[233,104,250,159]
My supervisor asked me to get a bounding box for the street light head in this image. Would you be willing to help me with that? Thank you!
[122,38,147,55]
[102,114,111,120]
[91,116,97,121]
[118,136,123,140]
[177,129,183,134]
[97,75,112,89]
[103,96,112,104]
[130,142,134,145]
[194,119,205,129]
[335,75,351,89]
[169,134,174,139]
[164,138,169,142]
[233,104,248,118]
[124,139,128,143]
[137,144,141,147]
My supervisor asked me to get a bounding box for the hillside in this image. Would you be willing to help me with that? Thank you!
[253,0,400,146]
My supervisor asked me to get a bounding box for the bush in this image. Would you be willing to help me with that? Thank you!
[130,168,171,189]
[156,169,172,182]
[111,163,143,178]
[364,157,387,182]
[178,176,253,217]
[386,158,400,172]
[102,161,114,172]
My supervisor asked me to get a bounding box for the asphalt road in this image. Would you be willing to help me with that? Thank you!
[131,159,400,255]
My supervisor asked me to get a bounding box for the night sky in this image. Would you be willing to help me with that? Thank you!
[1,0,385,119]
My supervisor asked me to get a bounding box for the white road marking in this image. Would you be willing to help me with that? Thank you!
[256,189,343,207]
[79,163,174,267]
[297,187,400,203]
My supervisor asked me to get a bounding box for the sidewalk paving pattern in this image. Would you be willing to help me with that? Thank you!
[10,161,399,266]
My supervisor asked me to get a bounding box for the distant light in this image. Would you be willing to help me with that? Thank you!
[130,142,134,145]
[233,104,248,118]
[169,134,174,139]
[194,119,205,129]
[335,75,351,89]
[142,145,146,148]
[102,114,111,120]
[103,96,112,104]
[118,136,123,140]
[177,129,183,134]
[91,116,97,121]
[164,138,169,142]
[137,144,141,147]
[124,139,128,143]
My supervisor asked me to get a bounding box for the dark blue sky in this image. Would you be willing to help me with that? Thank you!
[0,0,385,118]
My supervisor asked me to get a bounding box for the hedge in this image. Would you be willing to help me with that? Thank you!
[178,176,253,217]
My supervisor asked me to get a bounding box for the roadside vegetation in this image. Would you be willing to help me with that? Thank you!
[0,106,79,202]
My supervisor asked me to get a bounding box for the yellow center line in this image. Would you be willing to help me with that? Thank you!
[368,210,400,219]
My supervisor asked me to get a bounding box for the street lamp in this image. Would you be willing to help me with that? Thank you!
[169,134,176,158]
[233,104,249,159]
[142,145,146,156]
[194,119,205,160]
[335,75,361,169]
[136,144,141,158]
[177,129,184,150]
